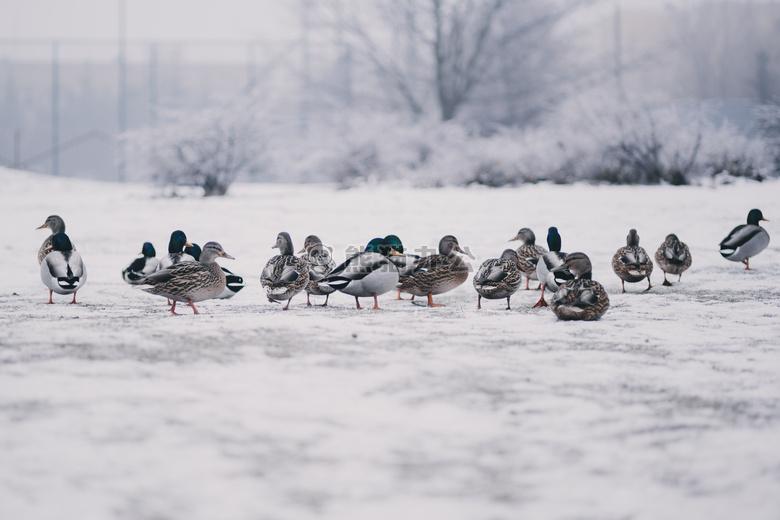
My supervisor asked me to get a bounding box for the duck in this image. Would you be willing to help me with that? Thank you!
[323,237,402,309]
[157,230,195,271]
[36,215,68,264]
[509,227,547,290]
[612,229,653,293]
[298,235,337,306]
[397,235,472,307]
[550,252,609,321]
[472,249,522,310]
[719,209,770,270]
[141,241,234,315]
[533,227,571,308]
[40,232,87,304]
[185,243,245,299]
[122,242,159,285]
[655,234,692,285]
[261,232,310,310]
[384,234,421,300]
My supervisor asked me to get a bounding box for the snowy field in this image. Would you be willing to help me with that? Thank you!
[1,166,779,520]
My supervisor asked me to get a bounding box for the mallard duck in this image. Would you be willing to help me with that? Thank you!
[533,227,571,308]
[384,234,421,300]
[185,243,245,299]
[40,232,87,304]
[36,215,68,264]
[122,242,159,285]
[397,235,472,307]
[157,230,195,270]
[323,237,402,309]
[261,232,310,310]
[509,227,547,290]
[655,234,692,285]
[719,209,770,270]
[142,241,234,315]
[612,229,653,293]
[473,249,522,310]
[298,235,337,306]
[550,252,609,321]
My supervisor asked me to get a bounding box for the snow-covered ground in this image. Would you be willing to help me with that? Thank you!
[1,166,779,520]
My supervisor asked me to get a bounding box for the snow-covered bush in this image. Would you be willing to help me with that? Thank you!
[124,97,268,196]
[756,98,780,173]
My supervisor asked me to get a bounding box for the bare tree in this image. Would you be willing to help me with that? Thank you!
[326,0,590,123]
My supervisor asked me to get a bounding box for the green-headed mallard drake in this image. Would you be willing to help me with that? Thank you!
[612,229,653,293]
[122,242,159,285]
[185,243,245,299]
[533,227,571,308]
[324,237,402,309]
[384,234,421,300]
[298,235,337,306]
[719,209,769,270]
[142,241,234,315]
[509,227,547,290]
[261,232,310,310]
[40,232,87,304]
[473,249,522,310]
[36,215,68,264]
[655,234,692,286]
[550,252,609,321]
[157,230,195,271]
[398,235,472,307]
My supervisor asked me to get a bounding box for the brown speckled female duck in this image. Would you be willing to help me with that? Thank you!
[612,229,653,293]
[551,252,609,321]
[398,235,471,307]
[655,234,692,286]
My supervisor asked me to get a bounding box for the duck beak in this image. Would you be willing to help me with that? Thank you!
[455,245,475,260]
[297,247,306,254]
[389,249,405,257]
[185,241,193,247]
[220,252,236,260]
[45,244,54,251]
[272,243,278,249]
[36,223,47,230]
[762,218,769,222]
[508,236,519,242]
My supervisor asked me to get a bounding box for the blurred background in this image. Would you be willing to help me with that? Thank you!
[1,0,779,191]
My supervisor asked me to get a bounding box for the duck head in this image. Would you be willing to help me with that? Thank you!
[298,235,324,255]
[184,243,202,261]
[141,242,157,258]
[747,209,768,225]
[384,235,404,254]
[199,241,235,262]
[546,227,562,252]
[509,227,535,245]
[48,232,74,252]
[552,252,593,280]
[499,249,519,263]
[37,215,66,234]
[365,238,404,257]
[272,232,295,256]
[168,230,192,254]
[626,229,641,247]
[439,235,474,259]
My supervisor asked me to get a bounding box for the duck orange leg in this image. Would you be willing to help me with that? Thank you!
[743,259,753,270]
[70,291,80,304]
[372,293,381,310]
[505,296,512,310]
[45,290,54,304]
[477,294,482,309]
[188,300,200,314]
[662,271,672,286]
[354,296,361,309]
[427,293,444,307]
[532,286,548,308]
[644,277,653,292]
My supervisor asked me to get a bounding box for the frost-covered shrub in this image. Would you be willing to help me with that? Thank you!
[124,98,268,196]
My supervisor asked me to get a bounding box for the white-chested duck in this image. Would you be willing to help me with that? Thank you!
[36,215,68,264]
[324,237,402,309]
[533,227,571,308]
[261,232,310,310]
[612,229,653,293]
[40,232,87,304]
[142,241,234,315]
[509,227,547,290]
[473,249,522,310]
[122,242,159,285]
[298,235,337,306]
[719,209,769,270]
[397,235,472,307]
[655,234,692,285]
[550,252,609,321]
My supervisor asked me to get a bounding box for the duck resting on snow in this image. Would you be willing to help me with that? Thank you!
[612,229,653,293]
[40,232,87,304]
[323,237,402,309]
[122,242,159,285]
[141,241,234,315]
[261,232,310,310]
[551,252,609,321]
[472,249,522,310]
[719,209,769,270]
[397,235,472,307]
[654,234,692,285]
